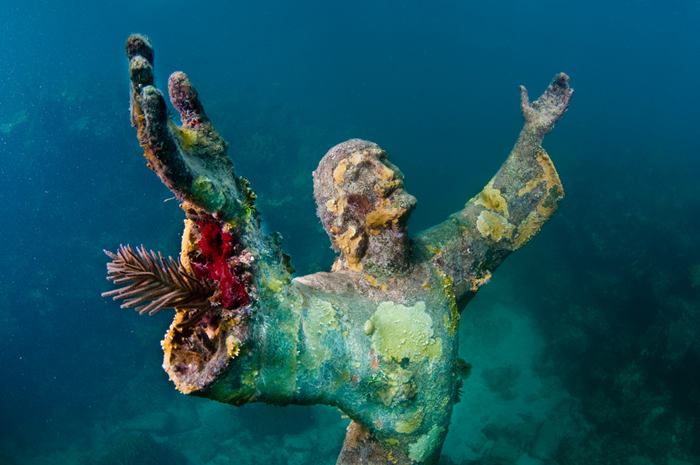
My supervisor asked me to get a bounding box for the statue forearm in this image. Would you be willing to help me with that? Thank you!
[416,73,572,304]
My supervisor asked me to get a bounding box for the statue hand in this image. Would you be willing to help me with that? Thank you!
[126,34,253,221]
[119,36,291,322]
[519,72,573,138]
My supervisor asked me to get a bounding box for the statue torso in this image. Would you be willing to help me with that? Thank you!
[290,261,461,441]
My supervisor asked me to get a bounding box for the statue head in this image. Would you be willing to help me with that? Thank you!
[313,139,416,272]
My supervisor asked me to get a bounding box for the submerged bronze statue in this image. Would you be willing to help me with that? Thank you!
[104,34,572,464]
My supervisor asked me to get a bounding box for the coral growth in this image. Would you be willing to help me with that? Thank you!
[189,220,251,309]
[102,245,214,314]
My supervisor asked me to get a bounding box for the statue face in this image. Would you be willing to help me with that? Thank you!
[313,139,416,269]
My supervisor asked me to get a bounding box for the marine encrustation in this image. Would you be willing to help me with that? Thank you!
[104,34,573,465]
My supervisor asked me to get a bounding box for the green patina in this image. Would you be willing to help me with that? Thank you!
[408,425,444,463]
[301,299,340,370]
[191,175,226,211]
[375,365,416,406]
[395,408,425,434]
[237,176,258,221]
[439,273,460,335]
[256,300,301,403]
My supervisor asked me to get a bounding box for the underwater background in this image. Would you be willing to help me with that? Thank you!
[1,0,699,464]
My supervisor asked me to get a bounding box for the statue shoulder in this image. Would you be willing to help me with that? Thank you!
[292,271,360,294]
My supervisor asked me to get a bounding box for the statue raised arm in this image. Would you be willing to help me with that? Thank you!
[416,73,571,306]
[103,34,573,465]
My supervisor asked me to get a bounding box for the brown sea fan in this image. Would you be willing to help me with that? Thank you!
[102,244,214,315]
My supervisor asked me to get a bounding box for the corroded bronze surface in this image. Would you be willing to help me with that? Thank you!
[107,33,573,465]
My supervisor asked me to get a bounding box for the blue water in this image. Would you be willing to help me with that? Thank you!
[1,1,699,464]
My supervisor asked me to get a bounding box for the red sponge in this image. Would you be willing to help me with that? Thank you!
[191,221,250,309]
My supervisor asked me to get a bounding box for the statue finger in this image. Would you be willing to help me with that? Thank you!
[128,55,154,127]
[126,34,154,64]
[126,34,155,92]
[519,84,530,110]
[129,55,154,90]
[168,71,210,128]
[140,86,171,145]
[139,86,193,190]
[127,40,154,126]
[519,84,535,121]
